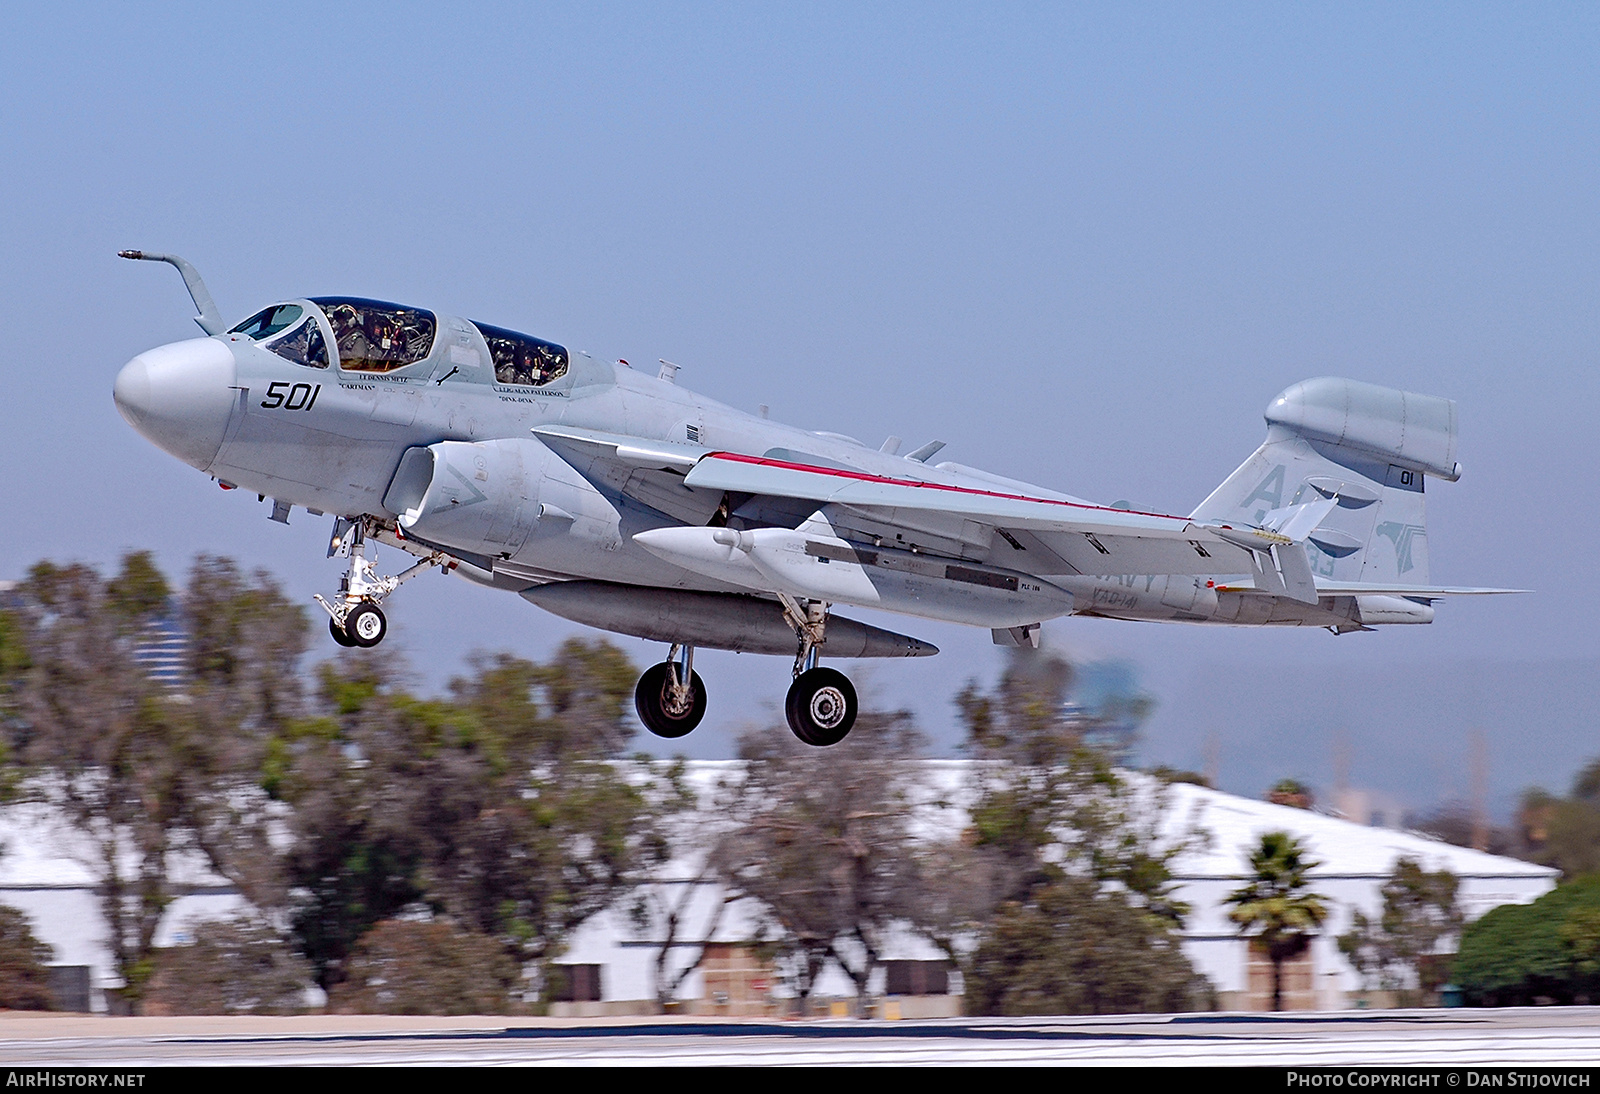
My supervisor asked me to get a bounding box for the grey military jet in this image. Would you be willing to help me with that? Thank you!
[114,252,1515,746]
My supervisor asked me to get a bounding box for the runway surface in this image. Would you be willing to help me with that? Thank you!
[1,1009,1598,1066]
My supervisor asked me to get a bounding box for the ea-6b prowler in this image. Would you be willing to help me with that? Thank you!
[114,252,1516,745]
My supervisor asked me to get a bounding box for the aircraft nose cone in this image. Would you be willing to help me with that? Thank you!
[114,337,237,470]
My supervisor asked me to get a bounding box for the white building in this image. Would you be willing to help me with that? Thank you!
[553,762,1557,1014]
[1155,780,1556,1009]
[0,763,1557,1014]
[0,802,245,1012]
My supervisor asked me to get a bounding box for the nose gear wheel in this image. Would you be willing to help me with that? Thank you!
[344,603,387,648]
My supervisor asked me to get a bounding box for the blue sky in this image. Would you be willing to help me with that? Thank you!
[2,3,1595,816]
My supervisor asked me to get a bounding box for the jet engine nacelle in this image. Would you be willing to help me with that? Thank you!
[384,439,561,559]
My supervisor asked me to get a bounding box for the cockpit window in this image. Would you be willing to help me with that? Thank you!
[230,304,304,340]
[266,319,329,369]
[312,298,436,373]
[472,321,569,387]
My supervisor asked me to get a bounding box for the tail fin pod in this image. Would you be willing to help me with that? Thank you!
[1191,377,1460,586]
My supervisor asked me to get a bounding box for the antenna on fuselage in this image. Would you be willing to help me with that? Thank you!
[118,250,225,336]
[658,359,680,383]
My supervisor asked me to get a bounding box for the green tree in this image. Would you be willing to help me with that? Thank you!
[714,705,934,1010]
[280,641,673,993]
[5,553,678,1010]
[0,904,56,1010]
[327,919,522,1015]
[965,877,1207,1015]
[146,914,313,1015]
[0,607,33,800]
[1521,759,1600,879]
[946,649,1206,1015]
[1454,875,1600,1005]
[957,650,1194,919]
[10,555,198,1012]
[1337,857,1463,1005]
[179,556,312,918]
[1147,766,1211,788]
[4,553,320,1013]
[1266,779,1314,810]
[1227,831,1328,1011]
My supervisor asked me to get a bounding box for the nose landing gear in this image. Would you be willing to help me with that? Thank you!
[328,617,358,647]
[315,518,446,648]
[342,602,389,647]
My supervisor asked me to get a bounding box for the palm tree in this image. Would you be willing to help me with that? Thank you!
[1227,831,1328,1011]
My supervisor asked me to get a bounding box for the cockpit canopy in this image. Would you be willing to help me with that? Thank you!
[230,304,303,341]
[228,298,570,386]
[313,298,436,373]
[472,321,568,387]
[230,302,329,368]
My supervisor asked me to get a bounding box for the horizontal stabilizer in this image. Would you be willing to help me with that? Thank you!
[1214,579,1528,598]
[1316,581,1527,597]
[1260,495,1339,542]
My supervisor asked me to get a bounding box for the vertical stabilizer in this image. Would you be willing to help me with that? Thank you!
[1191,378,1460,586]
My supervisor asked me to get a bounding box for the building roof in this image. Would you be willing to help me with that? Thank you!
[1155,781,1555,881]
[655,759,1553,883]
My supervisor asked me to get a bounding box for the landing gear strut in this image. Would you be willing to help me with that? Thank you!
[626,597,860,746]
[314,518,445,648]
[779,593,858,746]
[635,644,707,738]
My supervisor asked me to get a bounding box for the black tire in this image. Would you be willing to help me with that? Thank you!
[345,603,387,648]
[785,667,857,747]
[329,617,357,647]
[634,662,707,739]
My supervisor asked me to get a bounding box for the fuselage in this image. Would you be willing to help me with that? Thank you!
[112,296,1405,636]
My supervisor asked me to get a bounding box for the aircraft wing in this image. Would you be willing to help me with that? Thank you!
[682,451,1265,579]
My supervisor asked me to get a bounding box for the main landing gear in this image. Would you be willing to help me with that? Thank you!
[635,644,707,738]
[315,518,447,649]
[779,594,857,747]
[632,595,859,747]
[786,667,857,747]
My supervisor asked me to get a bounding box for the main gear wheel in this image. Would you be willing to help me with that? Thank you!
[785,667,857,747]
